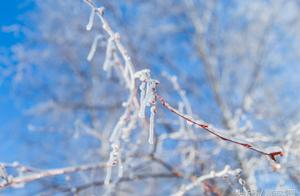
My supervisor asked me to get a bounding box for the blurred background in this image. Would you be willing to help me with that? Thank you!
[1,0,300,195]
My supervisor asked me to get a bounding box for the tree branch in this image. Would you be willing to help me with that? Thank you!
[0,163,106,189]
[156,94,283,161]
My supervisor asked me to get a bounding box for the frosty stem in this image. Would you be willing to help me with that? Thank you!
[156,94,283,161]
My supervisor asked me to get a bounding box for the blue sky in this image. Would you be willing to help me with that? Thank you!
[0,1,88,169]
[0,0,22,46]
[0,4,71,193]
[0,1,43,165]
[0,1,23,161]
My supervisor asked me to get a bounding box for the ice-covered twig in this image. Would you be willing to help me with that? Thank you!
[162,73,193,116]
[0,163,106,189]
[156,94,284,161]
[84,0,140,187]
[104,143,122,185]
[135,69,151,118]
[84,0,135,94]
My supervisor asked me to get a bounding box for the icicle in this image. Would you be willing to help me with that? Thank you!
[134,70,159,144]
[144,81,152,105]
[103,36,114,72]
[134,69,151,118]
[86,8,95,31]
[147,80,159,144]
[138,82,146,118]
[149,105,156,144]
[138,79,159,120]
[87,35,102,61]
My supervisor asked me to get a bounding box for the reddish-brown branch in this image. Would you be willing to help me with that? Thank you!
[156,94,283,161]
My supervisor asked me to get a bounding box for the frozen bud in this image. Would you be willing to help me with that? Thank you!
[103,36,115,72]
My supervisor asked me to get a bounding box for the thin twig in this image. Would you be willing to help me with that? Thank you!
[156,94,283,161]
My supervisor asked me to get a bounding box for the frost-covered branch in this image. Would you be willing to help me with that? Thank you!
[83,0,283,164]
[156,94,284,161]
[0,163,106,189]
[84,0,143,187]
[80,1,286,194]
